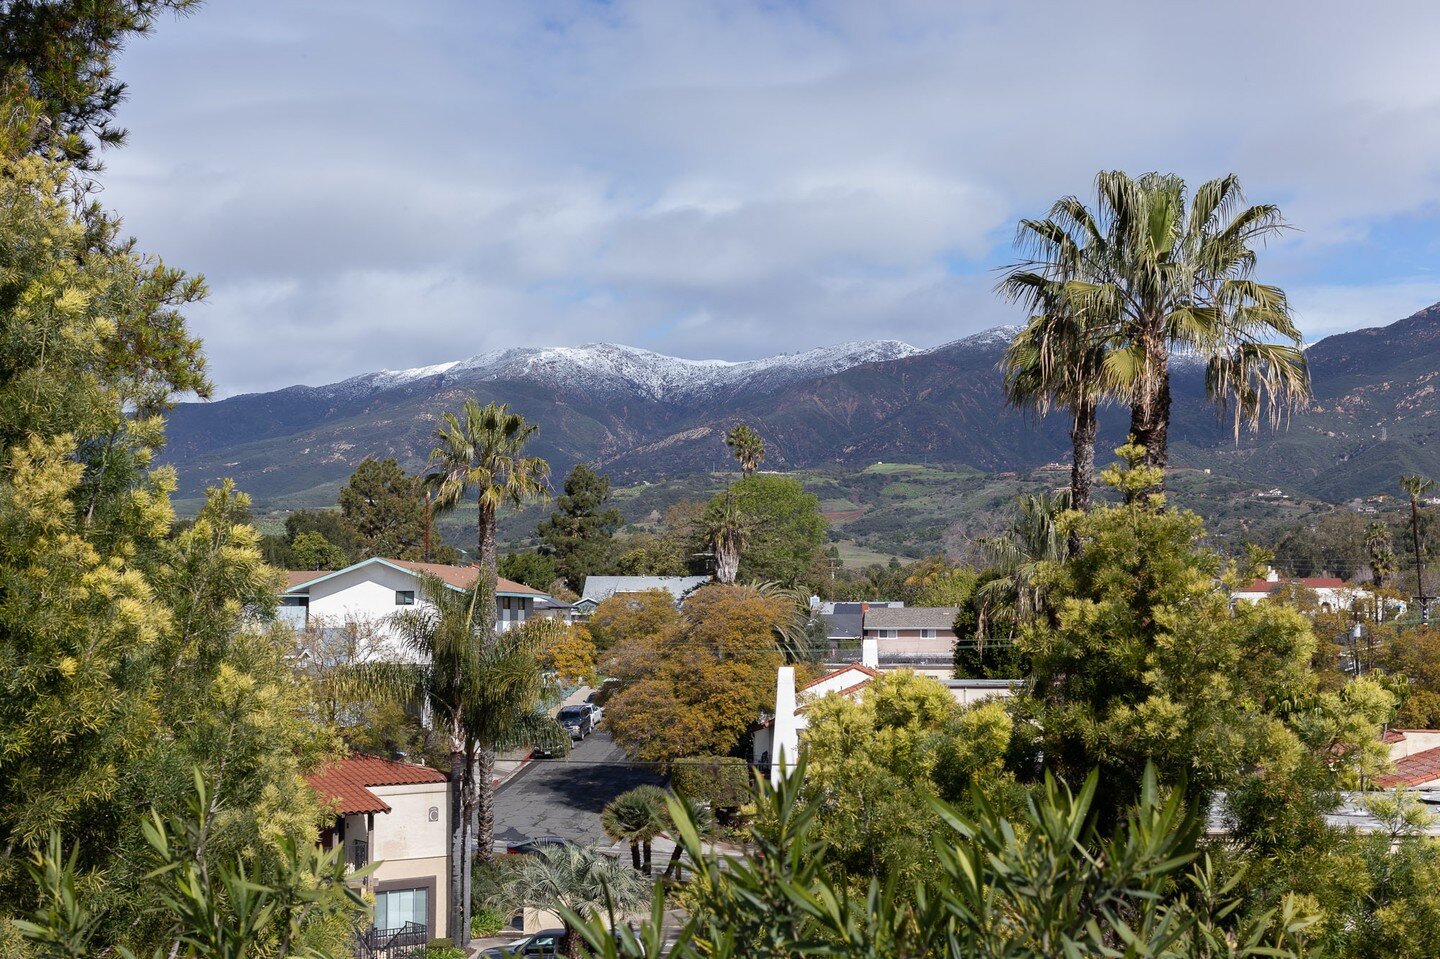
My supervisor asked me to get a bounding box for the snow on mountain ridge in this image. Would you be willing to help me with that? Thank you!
[347,339,923,403]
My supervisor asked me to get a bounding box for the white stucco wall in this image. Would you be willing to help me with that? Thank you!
[368,782,450,862]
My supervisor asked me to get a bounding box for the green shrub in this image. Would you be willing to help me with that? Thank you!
[425,940,465,959]
[671,756,751,812]
[471,907,506,938]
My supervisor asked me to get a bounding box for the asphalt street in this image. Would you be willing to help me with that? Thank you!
[492,730,665,848]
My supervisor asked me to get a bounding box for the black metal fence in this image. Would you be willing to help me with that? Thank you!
[355,922,427,959]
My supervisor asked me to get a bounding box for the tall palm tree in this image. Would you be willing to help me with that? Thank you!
[502,843,650,959]
[355,575,566,946]
[725,423,766,476]
[1401,474,1436,618]
[424,399,551,639]
[999,277,1111,518]
[1005,171,1310,491]
[601,785,666,873]
[706,490,747,584]
[1366,521,1396,587]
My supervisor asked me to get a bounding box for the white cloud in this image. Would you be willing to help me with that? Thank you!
[102,0,1440,394]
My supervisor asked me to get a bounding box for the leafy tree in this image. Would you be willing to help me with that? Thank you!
[537,463,623,590]
[705,476,825,586]
[276,508,359,565]
[601,785,666,873]
[338,456,439,561]
[288,529,345,570]
[585,588,682,653]
[900,556,977,607]
[604,584,786,763]
[724,423,766,476]
[1379,625,1440,727]
[1003,171,1308,489]
[499,549,558,590]
[501,843,649,959]
[528,617,597,687]
[1016,445,1393,826]
[424,398,551,641]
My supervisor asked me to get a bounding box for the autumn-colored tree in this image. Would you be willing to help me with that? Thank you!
[530,619,598,686]
[585,588,683,652]
[604,584,787,763]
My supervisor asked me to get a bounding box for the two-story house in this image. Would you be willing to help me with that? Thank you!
[308,754,452,941]
[282,558,552,654]
[859,605,959,677]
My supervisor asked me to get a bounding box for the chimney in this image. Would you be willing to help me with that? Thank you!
[771,666,799,788]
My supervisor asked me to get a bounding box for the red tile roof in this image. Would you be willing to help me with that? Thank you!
[1383,728,1407,745]
[1241,577,1347,594]
[307,755,448,815]
[1377,745,1440,788]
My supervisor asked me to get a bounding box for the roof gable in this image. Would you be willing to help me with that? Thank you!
[306,754,447,815]
[283,557,548,598]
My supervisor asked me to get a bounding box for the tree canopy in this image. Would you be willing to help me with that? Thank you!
[537,463,623,590]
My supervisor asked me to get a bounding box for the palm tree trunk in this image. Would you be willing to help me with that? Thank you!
[664,843,684,879]
[642,838,652,876]
[1128,334,1171,492]
[629,839,642,871]
[562,925,584,959]
[1412,497,1427,612]
[478,498,499,641]
[475,748,496,867]
[715,543,739,584]
[1067,396,1097,558]
[448,746,466,947]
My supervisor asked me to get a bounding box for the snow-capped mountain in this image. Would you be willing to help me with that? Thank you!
[330,340,922,405]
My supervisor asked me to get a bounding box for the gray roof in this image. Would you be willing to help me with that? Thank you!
[864,606,959,630]
[579,575,710,604]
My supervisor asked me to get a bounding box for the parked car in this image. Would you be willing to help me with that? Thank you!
[556,704,593,740]
[584,700,604,727]
[479,928,563,957]
[505,836,570,856]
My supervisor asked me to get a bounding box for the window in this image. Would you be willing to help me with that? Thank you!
[280,596,309,608]
[395,590,416,606]
[373,886,428,932]
[920,628,937,639]
[875,628,897,639]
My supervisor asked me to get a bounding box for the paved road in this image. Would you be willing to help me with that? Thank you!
[493,731,665,847]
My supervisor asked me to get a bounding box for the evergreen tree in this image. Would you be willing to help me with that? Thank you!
[289,529,345,570]
[338,456,429,560]
[702,475,825,586]
[499,549,558,590]
[537,463,622,590]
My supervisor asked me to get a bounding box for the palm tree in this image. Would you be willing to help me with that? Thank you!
[1401,474,1436,618]
[354,575,567,946]
[661,794,715,880]
[502,844,650,959]
[725,423,766,476]
[424,399,551,639]
[601,785,666,874]
[1004,171,1310,491]
[1366,521,1396,586]
[706,490,747,585]
[999,277,1111,519]
[973,492,1070,640]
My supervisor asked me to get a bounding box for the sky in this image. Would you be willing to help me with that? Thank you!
[103,0,1440,396]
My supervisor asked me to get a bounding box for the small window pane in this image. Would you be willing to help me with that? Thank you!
[395,590,416,606]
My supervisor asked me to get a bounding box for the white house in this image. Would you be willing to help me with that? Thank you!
[309,754,451,941]
[753,640,1021,784]
[572,575,710,618]
[1231,568,1375,613]
[282,558,552,655]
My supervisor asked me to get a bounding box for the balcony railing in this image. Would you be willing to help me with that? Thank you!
[348,839,369,870]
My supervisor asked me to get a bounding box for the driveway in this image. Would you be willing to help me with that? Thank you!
[492,730,665,848]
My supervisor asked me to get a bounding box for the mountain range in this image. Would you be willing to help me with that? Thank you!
[161,302,1440,509]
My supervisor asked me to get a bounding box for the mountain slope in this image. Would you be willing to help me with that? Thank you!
[161,302,1440,508]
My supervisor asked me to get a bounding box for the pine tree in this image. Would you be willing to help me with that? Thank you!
[537,463,623,590]
[338,456,429,560]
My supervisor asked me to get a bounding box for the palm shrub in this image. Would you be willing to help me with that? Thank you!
[572,762,1316,959]
[502,844,649,959]
[602,785,667,873]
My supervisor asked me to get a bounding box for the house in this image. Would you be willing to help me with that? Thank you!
[813,600,903,646]
[308,754,451,940]
[572,575,710,618]
[281,558,552,652]
[1231,568,1372,613]
[753,643,1021,784]
[860,605,960,676]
